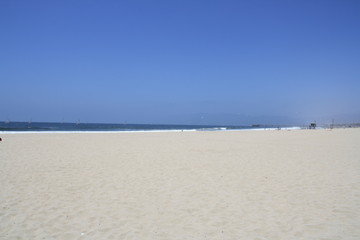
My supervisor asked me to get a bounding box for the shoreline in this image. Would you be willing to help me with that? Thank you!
[0,127,303,134]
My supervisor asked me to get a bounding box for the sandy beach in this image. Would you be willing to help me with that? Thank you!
[1,129,359,240]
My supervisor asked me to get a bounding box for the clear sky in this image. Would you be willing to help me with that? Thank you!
[1,0,360,125]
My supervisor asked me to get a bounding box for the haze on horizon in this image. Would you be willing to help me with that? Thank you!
[1,0,360,125]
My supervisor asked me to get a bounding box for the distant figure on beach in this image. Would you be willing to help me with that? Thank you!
[0,137,2,141]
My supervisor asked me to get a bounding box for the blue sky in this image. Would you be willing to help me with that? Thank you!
[1,0,360,125]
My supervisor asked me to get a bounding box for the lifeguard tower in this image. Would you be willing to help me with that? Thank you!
[309,122,316,129]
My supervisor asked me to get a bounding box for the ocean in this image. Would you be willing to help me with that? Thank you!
[0,121,295,132]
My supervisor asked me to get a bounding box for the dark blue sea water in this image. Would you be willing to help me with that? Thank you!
[0,121,288,132]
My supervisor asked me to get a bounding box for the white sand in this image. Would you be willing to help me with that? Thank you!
[1,129,360,239]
